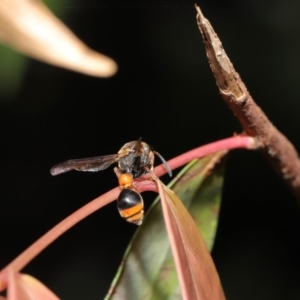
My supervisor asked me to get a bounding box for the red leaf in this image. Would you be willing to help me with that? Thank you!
[156,179,226,300]
[7,270,59,300]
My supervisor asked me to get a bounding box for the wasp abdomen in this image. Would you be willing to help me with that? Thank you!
[117,188,144,225]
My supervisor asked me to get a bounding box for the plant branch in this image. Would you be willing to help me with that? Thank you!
[195,4,300,200]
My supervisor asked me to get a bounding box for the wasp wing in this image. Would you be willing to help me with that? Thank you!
[50,154,119,176]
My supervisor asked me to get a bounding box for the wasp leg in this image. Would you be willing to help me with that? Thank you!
[143,167,158,181]
[114,167,122,178]
[148,151,155,171]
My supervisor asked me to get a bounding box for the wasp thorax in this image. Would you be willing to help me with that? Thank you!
[117,141,153,178]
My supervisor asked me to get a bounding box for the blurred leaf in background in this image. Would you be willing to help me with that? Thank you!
[0,1,68,102]
[0,0,116,102]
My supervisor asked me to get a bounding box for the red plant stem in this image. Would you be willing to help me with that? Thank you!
[0,135,255,291]
[0,187,120,291]
[154,135,255,177]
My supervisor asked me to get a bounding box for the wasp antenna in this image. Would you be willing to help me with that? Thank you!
[133,137,143,153]
[154,151,172,177]
[137,137,143,148]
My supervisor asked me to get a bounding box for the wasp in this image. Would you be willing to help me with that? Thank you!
[50,138,171,225]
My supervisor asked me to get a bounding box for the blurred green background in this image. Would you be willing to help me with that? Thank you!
[0,1,299,299]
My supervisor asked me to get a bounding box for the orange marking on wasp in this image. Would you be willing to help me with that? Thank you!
[118,173,133,189]
[119,204,143,218]
[126,210,144,225]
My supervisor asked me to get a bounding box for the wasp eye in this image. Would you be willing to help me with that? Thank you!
[117,188,144,225]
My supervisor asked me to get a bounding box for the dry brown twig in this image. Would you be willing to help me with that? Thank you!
[195,4,300,200]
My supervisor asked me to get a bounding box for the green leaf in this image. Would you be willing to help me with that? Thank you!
[105,151,226,300]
